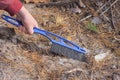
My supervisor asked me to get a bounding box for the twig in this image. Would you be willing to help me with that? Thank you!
[96,1,107,13]
[80,15,92,21]
[100,0,119,16]
[114,36,120,41]
[102,14,111,22]
[36,0,84,8]
[110,0,116,29]
[64,68,86,74]
[114,32,120,41]
[64,68,89,80]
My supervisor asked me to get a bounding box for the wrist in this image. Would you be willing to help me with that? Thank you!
[17,6,31,20]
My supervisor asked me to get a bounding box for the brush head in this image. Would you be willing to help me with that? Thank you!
[50,43,87,61]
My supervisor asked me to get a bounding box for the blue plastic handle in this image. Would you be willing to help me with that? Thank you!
[1,14,53,40]
[1,14,86,54]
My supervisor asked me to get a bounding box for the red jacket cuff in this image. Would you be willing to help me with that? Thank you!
[5,0,23,16]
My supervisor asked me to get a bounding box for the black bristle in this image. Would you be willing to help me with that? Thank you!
[50,43,86,61]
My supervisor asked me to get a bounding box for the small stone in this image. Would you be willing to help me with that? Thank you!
[92,17,102,24]
[71,7,81,14]
[94,52,109,62]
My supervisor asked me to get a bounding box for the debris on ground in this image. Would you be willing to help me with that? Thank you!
[0,0,120,80]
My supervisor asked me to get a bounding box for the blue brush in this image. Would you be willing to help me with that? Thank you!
[1,14,87,61]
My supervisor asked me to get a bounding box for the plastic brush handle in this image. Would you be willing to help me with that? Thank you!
[1,14,86,54]
[1,14,66,41]
[1,15,23,27]
[1,14,52,40]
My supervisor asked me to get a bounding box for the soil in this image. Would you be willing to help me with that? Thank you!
[0,0,120,80]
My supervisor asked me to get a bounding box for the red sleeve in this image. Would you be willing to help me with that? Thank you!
[0,0,23,16]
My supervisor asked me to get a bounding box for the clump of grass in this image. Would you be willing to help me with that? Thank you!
[87,22,99,33]
[55,14,65,26]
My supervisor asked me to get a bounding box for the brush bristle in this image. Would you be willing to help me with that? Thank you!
[50,43,86,61]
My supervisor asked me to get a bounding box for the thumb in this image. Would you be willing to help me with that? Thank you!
[26,26,34,34]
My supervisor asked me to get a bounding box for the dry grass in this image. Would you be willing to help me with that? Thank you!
[55,13,66,27]
[0,0,120,80]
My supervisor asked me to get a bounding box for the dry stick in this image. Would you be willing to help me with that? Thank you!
[64,68,89,80]
[64,68,86,74]
[36,0,84,8]
[95,0,118,29]
[95,1,111,22]
[96,3,107,13]
[100,0,119,16]
[103,15,111,22]
[37,1,71,7]
[114,32,120,41]
[80,15,92,21]
[110,0,116,29]
[114,36,120,41]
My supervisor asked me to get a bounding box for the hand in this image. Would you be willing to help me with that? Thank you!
[16,6,38,34]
